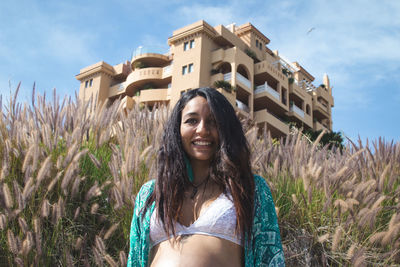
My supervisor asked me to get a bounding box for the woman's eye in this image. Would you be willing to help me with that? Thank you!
[185,118,197,124]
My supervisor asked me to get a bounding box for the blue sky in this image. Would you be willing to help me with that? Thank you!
[1,0,399,143]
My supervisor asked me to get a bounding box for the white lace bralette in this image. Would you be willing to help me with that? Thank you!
[149,192,243,247]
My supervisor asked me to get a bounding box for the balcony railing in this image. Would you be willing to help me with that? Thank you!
[132,46,171,58]
[224,72,232,82]
[163,65,171,76]
[236,72,251,88]
[236,99,250,113]
[255,83,280,101]
[290,103,305,118]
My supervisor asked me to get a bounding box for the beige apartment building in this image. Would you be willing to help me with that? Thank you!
[76,20,334,138]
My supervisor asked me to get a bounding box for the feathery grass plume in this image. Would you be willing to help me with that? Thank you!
[91,203,99,214]
[346,243,357,259]
[331,226,343,252]
[334,199,349,212]
[112,187,124,209]
[61,162,77,195]
[21,234,33,256]
[22,144,35,173]
[22,176,34,201]
[74,237,83,250]
[382,223,400,246]
[71,175,82,198]
[0,213,7,230]
[18,217,28,234]
[119,251,127,266]
[47,171,62,194]
[88,153,102,168]
[3,182,14,209]
[378,163,391,191]
[65,249,73,266]
[33,218,42,256]
[369,231,386,245]
[95,235,106,255]
[14,257,23,267]
[73,207,80,221]
[104,254,118,267]
[36,155,52,187]
[7,229,18,254]
[352,248,366,267]
[40,199,50,218]
[93,247,103,266]
[318,233,330,243]
[371,195,386,210]
[13,180,24,210]
[104,223,119,240]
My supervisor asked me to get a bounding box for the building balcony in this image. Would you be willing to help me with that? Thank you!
[254,109,289,137]
[314,120,330,132]
[254,60,287,85]
[236,99,250,114]
[255,82,280,101]
[313,98,330,119]
[289,81,306,99]
[315,86,334,107]
[290,103,304,118]
[131,46,172,69]
[137,88,169,104]
[236,72,251,89]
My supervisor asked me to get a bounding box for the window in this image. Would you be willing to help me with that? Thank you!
[184,39,195,51]
[182,65,188,75]
[182,64,194,75]
[89,79,93,87]
[256,39,259,48]
[85,80,89,88]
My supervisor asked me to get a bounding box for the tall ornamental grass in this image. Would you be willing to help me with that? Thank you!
[0,86,399,266]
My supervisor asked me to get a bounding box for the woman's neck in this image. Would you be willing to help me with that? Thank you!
[190,160,211,184]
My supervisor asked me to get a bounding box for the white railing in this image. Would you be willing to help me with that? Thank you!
[290,104,304,118]
[236,72,251,88]
[236,99,250,113]
[223,72,232,82]
[255,83,280,101]
[110,82,125,92]
[163,65,171,76]
[132,46,171,59]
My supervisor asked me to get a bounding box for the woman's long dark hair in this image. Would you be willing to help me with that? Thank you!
[143,87,255,240]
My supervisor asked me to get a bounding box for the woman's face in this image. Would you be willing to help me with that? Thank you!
[180,96,219,165]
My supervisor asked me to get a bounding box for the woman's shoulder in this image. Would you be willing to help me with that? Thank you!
[135,179,155,202]
[252,174,274,202]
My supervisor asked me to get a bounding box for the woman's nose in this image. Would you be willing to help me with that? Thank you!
[196,120,209,134]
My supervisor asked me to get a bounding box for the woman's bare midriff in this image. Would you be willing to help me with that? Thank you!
[150,234,243,267]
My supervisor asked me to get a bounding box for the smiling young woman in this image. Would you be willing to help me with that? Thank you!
[128,88,285,267]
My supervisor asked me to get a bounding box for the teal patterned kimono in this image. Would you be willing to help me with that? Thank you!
[127,175,285,266]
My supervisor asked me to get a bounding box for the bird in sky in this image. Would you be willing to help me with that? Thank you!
[307,27,315,34]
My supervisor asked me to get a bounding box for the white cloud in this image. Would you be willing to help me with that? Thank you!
[176,4,237,26]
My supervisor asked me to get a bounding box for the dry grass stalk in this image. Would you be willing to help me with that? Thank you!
[0,213,7,230]
[119,251,127,266]
[331,226,343,252]
[3,182,14,209]
[104,223,119,240]
[7,229,18,254]
[104,254,118,267]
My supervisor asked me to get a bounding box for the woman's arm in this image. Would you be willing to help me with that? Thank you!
[127,181,155,267]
